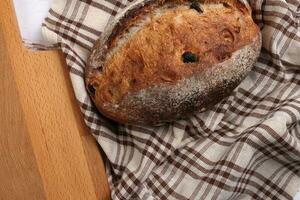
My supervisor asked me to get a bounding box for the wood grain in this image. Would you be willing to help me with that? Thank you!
[0,29,47,200]
[0,0,110,199]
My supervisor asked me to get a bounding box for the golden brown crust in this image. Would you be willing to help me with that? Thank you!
[86,0,261,125]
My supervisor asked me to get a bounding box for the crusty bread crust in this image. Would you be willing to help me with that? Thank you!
[86,0,261,125]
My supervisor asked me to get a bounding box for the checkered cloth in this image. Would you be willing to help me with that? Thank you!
[42,0,300,199]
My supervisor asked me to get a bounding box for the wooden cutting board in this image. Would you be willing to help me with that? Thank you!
[0,0,110,199]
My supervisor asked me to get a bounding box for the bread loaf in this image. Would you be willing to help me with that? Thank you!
[86,0,261,125]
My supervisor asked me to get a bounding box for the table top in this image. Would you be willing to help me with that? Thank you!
[0,0,110,199]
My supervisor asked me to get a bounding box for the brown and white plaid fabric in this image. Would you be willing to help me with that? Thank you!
[42,0,300,199]
[21,40,58,50]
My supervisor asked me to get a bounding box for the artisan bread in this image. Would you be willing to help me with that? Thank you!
[86,0,261,125]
